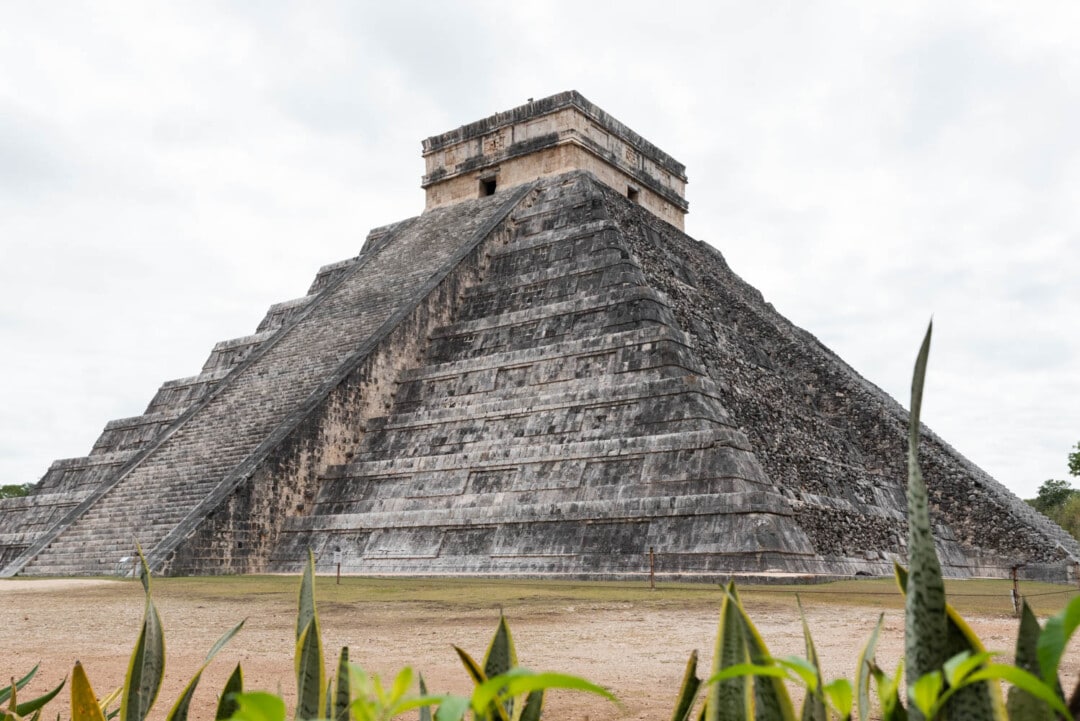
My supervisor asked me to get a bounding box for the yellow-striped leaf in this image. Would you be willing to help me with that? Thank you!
[332,647,350,721]
[214,664,243,721]
[294,619,324,721]
[120,597,165,721]
[730,586,796,720]
[669,650,701,721]
[296,551,317,643]
[454,646,487,686]
[483,616,518,680]
[71,662,106,721]
[706,584,751,721]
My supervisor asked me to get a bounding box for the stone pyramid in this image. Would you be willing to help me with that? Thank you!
[2,92,1076,581]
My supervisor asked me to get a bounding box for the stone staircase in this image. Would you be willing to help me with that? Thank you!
[0,233,380,571]
[271,175,815,576]
[3,187,529,576]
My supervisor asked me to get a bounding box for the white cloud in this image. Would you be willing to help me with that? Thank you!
[0,1,1077,501]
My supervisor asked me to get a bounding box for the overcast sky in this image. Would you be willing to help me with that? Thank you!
[1,2,1077,500]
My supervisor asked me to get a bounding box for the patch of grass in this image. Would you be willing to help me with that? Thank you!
[121,574,1080,620]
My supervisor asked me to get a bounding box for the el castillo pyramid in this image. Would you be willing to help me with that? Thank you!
[2,91,1077,581]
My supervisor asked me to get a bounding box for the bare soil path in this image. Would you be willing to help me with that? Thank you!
[2,576,1077,720]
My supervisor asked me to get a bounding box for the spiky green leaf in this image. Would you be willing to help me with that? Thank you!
[135,543,151,595]
[333,648,350,721]
[871,659,908,721]
[13,676,65,717]
[214,664,243,721]
[774,657,820,691]
[729,586,796,720]
[483,616,518,680]
[1006,685,1055,721]
[706,584,751,721]
[294,619,324,721]
[942,651,993,688]
[166,621,244,721]
[902,322,948,721]
[0,665,38,705]
[519,690,543,721]
[896,563,1005,719]
[418,674,432,721]
[120,596,165,721]
[1036,593,1080,687]
[964,666,1070,718]
[670,650,701,721]
[296,550,317,643]
[855,614,884,721]
[454,646,487,686]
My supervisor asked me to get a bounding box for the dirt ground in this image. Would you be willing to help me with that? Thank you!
[2,576,1078,720]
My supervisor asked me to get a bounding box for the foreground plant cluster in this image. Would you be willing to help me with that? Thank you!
[4,325,1080,721]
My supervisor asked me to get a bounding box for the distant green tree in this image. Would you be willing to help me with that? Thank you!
[1029,478,1079,514]
[1069,441,1080,477]
[1054,494,1080,540]
[0,483,33,499]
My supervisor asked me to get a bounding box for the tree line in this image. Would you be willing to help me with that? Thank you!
[1027,441,1080,540]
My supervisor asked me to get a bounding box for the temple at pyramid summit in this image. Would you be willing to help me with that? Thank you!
[2,91,1077,580]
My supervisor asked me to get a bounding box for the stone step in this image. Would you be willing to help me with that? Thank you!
[458,253,639,321]
[426,287,675,364]
[490,219,616,257]
[328,428,755,478]
[467,246,632,295]
[35,451,137,494]
[287,489,793,534]
[306,256,360,295]
[256,296,315,333]
[201,331,278,373]
[143,367,230,415]
[400,325,692,382]
[89,409,184,456]
[376,374,727,432]
[310,476,766,517]
[431,286,671,340]
[358,415,724,462]
[392,351,708,418]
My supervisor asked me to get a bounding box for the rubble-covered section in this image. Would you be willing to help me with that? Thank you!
[603,181,1079,578]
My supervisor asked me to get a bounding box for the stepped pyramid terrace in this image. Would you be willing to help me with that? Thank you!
[1,91,1077,581]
